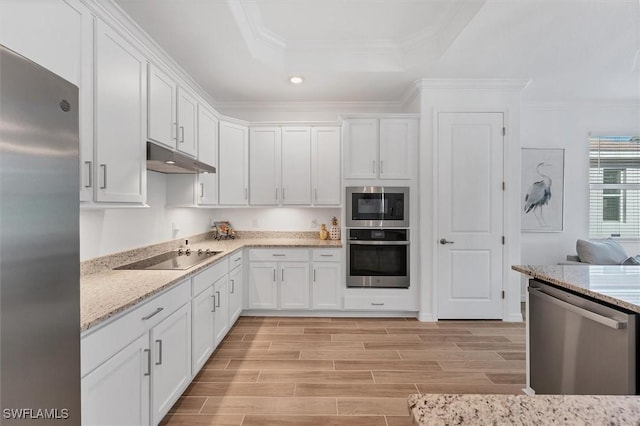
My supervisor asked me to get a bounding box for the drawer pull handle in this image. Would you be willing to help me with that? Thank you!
[320,254,332,257]
[272,254,286,257]
[371,303,385,306]
[155,339,163,365]
[234,257,241,262]
[143,349,151,376]
[142,307,164,320]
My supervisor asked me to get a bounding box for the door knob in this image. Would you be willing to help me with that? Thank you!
[439,238,454,245]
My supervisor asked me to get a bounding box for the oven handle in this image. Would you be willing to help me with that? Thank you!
[348,241,410,246]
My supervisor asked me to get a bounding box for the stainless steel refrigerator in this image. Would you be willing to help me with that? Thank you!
[0,44,80,423]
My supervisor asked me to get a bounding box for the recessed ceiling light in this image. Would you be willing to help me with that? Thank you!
[289,76,304,85]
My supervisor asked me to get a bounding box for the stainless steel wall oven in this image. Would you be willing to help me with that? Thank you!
[347,229,410,288]
[346,186,409,228]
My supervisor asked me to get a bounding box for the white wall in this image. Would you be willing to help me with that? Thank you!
[520,101,640,266]
[80,171,341,260]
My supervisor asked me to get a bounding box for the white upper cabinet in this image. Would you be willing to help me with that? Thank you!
[147,64,177,149]
[147,64,198,157]
[311,127,341,205]
[343,118,418,180]
[218,121,249,205]
[343,119,378,179]
[94,19,147,203]
[249,127,281,205]
[176,88,197,156]
[197,105,219,205]
[379,119,417,179]
[0,0,95,202]
[281,127,312,205]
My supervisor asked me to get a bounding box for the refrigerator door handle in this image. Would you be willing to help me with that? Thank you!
[529,287,627,329]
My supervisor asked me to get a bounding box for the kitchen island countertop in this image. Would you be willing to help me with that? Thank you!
[512,264,640,313]
[81,235,341,332]
[408,393,640,425]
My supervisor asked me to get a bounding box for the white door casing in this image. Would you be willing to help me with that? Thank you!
[437,112,504,319]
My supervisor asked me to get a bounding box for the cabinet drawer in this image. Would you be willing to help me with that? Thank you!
[343,295,414,311]
[312,248,342,262]
[81,280,190,377]
[229,250,244,270]
[249,248,309,262]
[192,258,229,296]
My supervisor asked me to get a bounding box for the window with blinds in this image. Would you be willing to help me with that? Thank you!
[589,135,640,239]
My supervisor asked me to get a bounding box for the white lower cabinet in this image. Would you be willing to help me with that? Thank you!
[280,262,310,309]
[191,285,214,375]
[213,277,229,346]
[150,304,192,426]
[248,249,342,311]
[228,261,243,324]
[312,262,342,310]
[81,333,150,426]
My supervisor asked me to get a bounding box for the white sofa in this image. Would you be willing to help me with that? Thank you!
[559,239,640,265]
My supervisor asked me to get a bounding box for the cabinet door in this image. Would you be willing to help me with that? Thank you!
[312,263,342,310]
[151,303,192,426]
[148,64,177,149]
[281,127,312,205]
[379,118,417,180]
[81,333,150,426]
[191,287,214,375]
[198,105,218,167]
[197,106,219,205]
[249,127,281,205]
[219,121,249,205]
[343,119,378,179]
[177,88,197,156]
[228,265,243,325]
[280,262,310,309]
[213,278,229,346]
[248,263,278,309]
[94,20,146,203]
[312,127,341,205]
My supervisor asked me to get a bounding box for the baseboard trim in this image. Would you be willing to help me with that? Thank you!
[417,311,437,322]
[241,310,419,318]
[505,312,524,322]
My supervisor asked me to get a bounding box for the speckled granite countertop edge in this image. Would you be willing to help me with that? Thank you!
[408,394,640,425]
[512,264,640,314]
[81,236,342,333]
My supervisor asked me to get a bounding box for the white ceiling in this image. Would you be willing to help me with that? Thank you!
[114,0,640,105]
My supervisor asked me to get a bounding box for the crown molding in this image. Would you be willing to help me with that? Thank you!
[215,100,406,114]
[523,99,640,110]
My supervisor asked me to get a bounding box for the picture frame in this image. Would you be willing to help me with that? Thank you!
[521,148,565,232]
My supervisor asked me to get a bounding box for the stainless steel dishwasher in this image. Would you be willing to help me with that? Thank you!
[528,280,637,395]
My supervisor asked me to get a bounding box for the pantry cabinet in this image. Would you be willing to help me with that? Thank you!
[94,19,147,203]
[219,121,249,205]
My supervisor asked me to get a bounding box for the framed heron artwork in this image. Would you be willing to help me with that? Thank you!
[521,148,565,232]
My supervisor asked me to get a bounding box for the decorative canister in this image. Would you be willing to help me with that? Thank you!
[329,216,340,240]
[319,224,329,240]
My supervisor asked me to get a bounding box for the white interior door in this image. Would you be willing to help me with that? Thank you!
[437,112,504,319]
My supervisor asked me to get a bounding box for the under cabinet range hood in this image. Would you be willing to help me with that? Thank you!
[146,142,216,174]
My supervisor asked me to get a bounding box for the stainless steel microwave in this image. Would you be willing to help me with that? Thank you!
[346,186,409,228]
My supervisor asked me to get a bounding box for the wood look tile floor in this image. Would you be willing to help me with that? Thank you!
[160,317,525,426]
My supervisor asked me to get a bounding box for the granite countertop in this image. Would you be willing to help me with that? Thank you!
[512,265,640,314]
[81,234,342,332]
[408,394,640,425]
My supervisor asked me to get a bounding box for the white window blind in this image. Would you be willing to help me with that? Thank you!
[589,135,640,239]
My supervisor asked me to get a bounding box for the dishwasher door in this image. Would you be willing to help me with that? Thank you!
[529,280,637,395]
